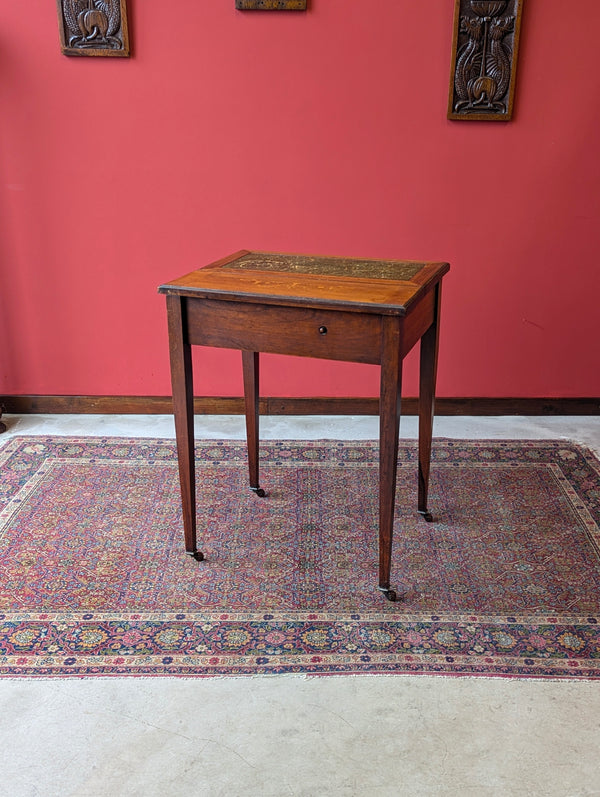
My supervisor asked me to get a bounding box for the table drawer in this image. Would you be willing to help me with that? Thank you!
[186,298,383,364]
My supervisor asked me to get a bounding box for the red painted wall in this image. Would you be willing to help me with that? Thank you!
[1,1,599,399]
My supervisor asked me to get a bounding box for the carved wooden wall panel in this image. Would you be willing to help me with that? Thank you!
[57,0,130,57]
[448,0,523,121]
[235,1,307,9]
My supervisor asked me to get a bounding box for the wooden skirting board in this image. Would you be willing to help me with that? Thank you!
[1,396,598,416]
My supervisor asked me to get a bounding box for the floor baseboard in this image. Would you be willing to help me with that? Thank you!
[1,395,598,416]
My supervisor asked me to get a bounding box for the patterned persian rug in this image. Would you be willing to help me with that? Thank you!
[0,436,599,679]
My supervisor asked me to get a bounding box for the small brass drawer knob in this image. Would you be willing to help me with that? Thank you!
[318,326,328,335]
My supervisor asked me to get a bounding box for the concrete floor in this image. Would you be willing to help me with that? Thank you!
[1,414,599,797]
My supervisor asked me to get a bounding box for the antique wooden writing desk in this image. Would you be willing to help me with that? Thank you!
[159,251,449,601]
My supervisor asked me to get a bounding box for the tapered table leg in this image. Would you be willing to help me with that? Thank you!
[418,284,442,522]
[242,350,265,497]
[166,295,203,561]
[378,319,403,602]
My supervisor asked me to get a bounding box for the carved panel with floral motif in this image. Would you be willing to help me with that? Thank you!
[235,1,307,9]
[57,0,130,57]
[448,0,523,121]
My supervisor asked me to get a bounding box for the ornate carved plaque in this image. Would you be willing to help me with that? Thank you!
[235,1,307,9]
[448,0,523,121]
[57,0,130,57]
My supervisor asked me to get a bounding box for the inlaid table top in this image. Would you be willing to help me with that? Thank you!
[159,250,449,315]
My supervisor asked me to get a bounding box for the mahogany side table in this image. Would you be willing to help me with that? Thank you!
[159,251,449,601]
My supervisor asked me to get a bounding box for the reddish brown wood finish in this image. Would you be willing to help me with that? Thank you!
[187,299,383,364]
[159,251,449,599]
[378,317,404,600]
[242,350,262,494]
[418,283,442,520]
[166,295,201,559]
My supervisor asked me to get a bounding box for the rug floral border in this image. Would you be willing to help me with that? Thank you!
[2,611,599,679]
[1,436,599,679]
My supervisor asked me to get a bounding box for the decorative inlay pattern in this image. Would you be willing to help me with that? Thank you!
[226,253,424,281]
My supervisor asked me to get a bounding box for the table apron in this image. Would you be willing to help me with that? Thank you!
[401,288,436,359]
[183,290,435,365]
[185,298,383,364]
